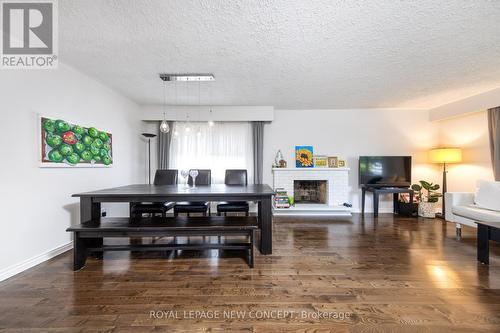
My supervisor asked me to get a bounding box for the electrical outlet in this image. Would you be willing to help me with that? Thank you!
[101,208,107,217]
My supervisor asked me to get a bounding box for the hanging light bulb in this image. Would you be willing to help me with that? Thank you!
[208,107,214,127]
[160,121,169,133]
[160,112,170,133]
[208,81,214,127]
[160,81,170,133]
[185,111,191,132]
[172,80,179,138]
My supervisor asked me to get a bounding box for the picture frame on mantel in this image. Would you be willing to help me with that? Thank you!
[338,159,346,168]
[328,156,338,168]
[295,146,314,168]
[314,155,328,168]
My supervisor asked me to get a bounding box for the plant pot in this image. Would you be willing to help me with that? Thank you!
[418,202,436,218]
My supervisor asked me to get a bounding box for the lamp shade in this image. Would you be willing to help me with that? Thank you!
[428,148,462,164]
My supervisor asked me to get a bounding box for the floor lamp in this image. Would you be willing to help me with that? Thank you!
[142,133,157,185]
[428,148,462,219]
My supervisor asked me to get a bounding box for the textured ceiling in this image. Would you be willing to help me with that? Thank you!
[60,0,500,109]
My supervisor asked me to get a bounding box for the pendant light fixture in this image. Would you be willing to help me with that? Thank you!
[158,73,216,136]
[159,79,170,133]
[160,112,169,133]
[185,80,191,133]
[196,78,202,137]
[173,80,179,138]
[208,82,214,127]
[185,115,191,133]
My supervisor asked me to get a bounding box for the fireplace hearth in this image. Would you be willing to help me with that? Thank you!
[294,180,327,204]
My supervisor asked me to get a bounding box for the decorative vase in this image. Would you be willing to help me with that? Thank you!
[418,202,436,218]
[275,150,284,166]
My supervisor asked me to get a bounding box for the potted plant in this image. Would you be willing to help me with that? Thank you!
[411,181,442,218]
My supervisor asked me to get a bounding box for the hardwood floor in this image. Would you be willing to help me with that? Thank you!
[0,214,499,332]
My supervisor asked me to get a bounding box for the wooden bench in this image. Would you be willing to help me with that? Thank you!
[66,216,258,270]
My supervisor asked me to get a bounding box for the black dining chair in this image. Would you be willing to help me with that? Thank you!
[130,169,178,217]
[217,169,249,216]
[173,169,211,217]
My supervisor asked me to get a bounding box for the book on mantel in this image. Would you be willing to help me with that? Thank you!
[274,187,290,208]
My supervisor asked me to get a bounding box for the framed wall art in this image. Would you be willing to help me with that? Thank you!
[39,116,113,168]
[295,146,314,168]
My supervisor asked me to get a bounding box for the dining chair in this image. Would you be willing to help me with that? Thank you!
[173,169,211,217]
[130,169,178,217]
[217,169,249,216]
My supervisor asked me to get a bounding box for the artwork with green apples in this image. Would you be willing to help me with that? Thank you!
[40,117,113,167]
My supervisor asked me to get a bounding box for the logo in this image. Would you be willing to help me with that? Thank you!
[1,0,58,69]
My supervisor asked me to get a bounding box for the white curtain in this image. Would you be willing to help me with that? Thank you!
[169,121,254,184]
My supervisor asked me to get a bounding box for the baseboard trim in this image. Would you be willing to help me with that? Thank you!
[351,209,395,214]
[0,242,73,282]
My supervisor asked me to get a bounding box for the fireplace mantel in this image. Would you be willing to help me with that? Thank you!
[272,167,351,216]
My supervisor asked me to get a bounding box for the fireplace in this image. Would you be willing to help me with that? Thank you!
[294,180,327,204]
[272,168,351,216]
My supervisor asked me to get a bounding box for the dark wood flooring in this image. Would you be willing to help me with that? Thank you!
[0,214,499,332]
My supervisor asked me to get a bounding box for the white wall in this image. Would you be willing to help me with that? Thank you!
[264,109,440,212]
[0,64,144,280]
[436,111,494,192]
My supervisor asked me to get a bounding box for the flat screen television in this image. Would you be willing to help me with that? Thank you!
[359,156,411,187]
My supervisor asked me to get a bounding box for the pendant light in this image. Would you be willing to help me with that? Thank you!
[159,80,170,133]
[196,78,202,137]
[173,80,179,137]
[185,80,191,133]
[185,112,191,132]
[158,73,216,136]
[208,108,214,127]
[208,82,214,127]
[160,112,169,133]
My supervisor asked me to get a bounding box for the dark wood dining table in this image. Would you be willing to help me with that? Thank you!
[72,184,275,254]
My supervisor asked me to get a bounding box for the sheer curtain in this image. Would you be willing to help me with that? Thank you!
[488,107,500,180]
[169,121,254,184]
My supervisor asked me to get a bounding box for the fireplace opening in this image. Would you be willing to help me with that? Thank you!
[294,180,327,204]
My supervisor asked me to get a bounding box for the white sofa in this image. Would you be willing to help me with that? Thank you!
[445,180,500,236]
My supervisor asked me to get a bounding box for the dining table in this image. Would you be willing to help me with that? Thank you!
[72,184,275,254]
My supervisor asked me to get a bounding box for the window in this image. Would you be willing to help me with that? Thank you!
[169,121,253,184]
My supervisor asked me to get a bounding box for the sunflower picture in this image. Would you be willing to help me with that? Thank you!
[295,146,314,168]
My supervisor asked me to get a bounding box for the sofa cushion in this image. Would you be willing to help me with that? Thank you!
[452,205,500,223]
[475,180,500,211]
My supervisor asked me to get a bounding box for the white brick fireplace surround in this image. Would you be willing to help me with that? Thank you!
[272,168,351,216]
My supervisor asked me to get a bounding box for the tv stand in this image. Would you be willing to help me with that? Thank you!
[361,185,414,217]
